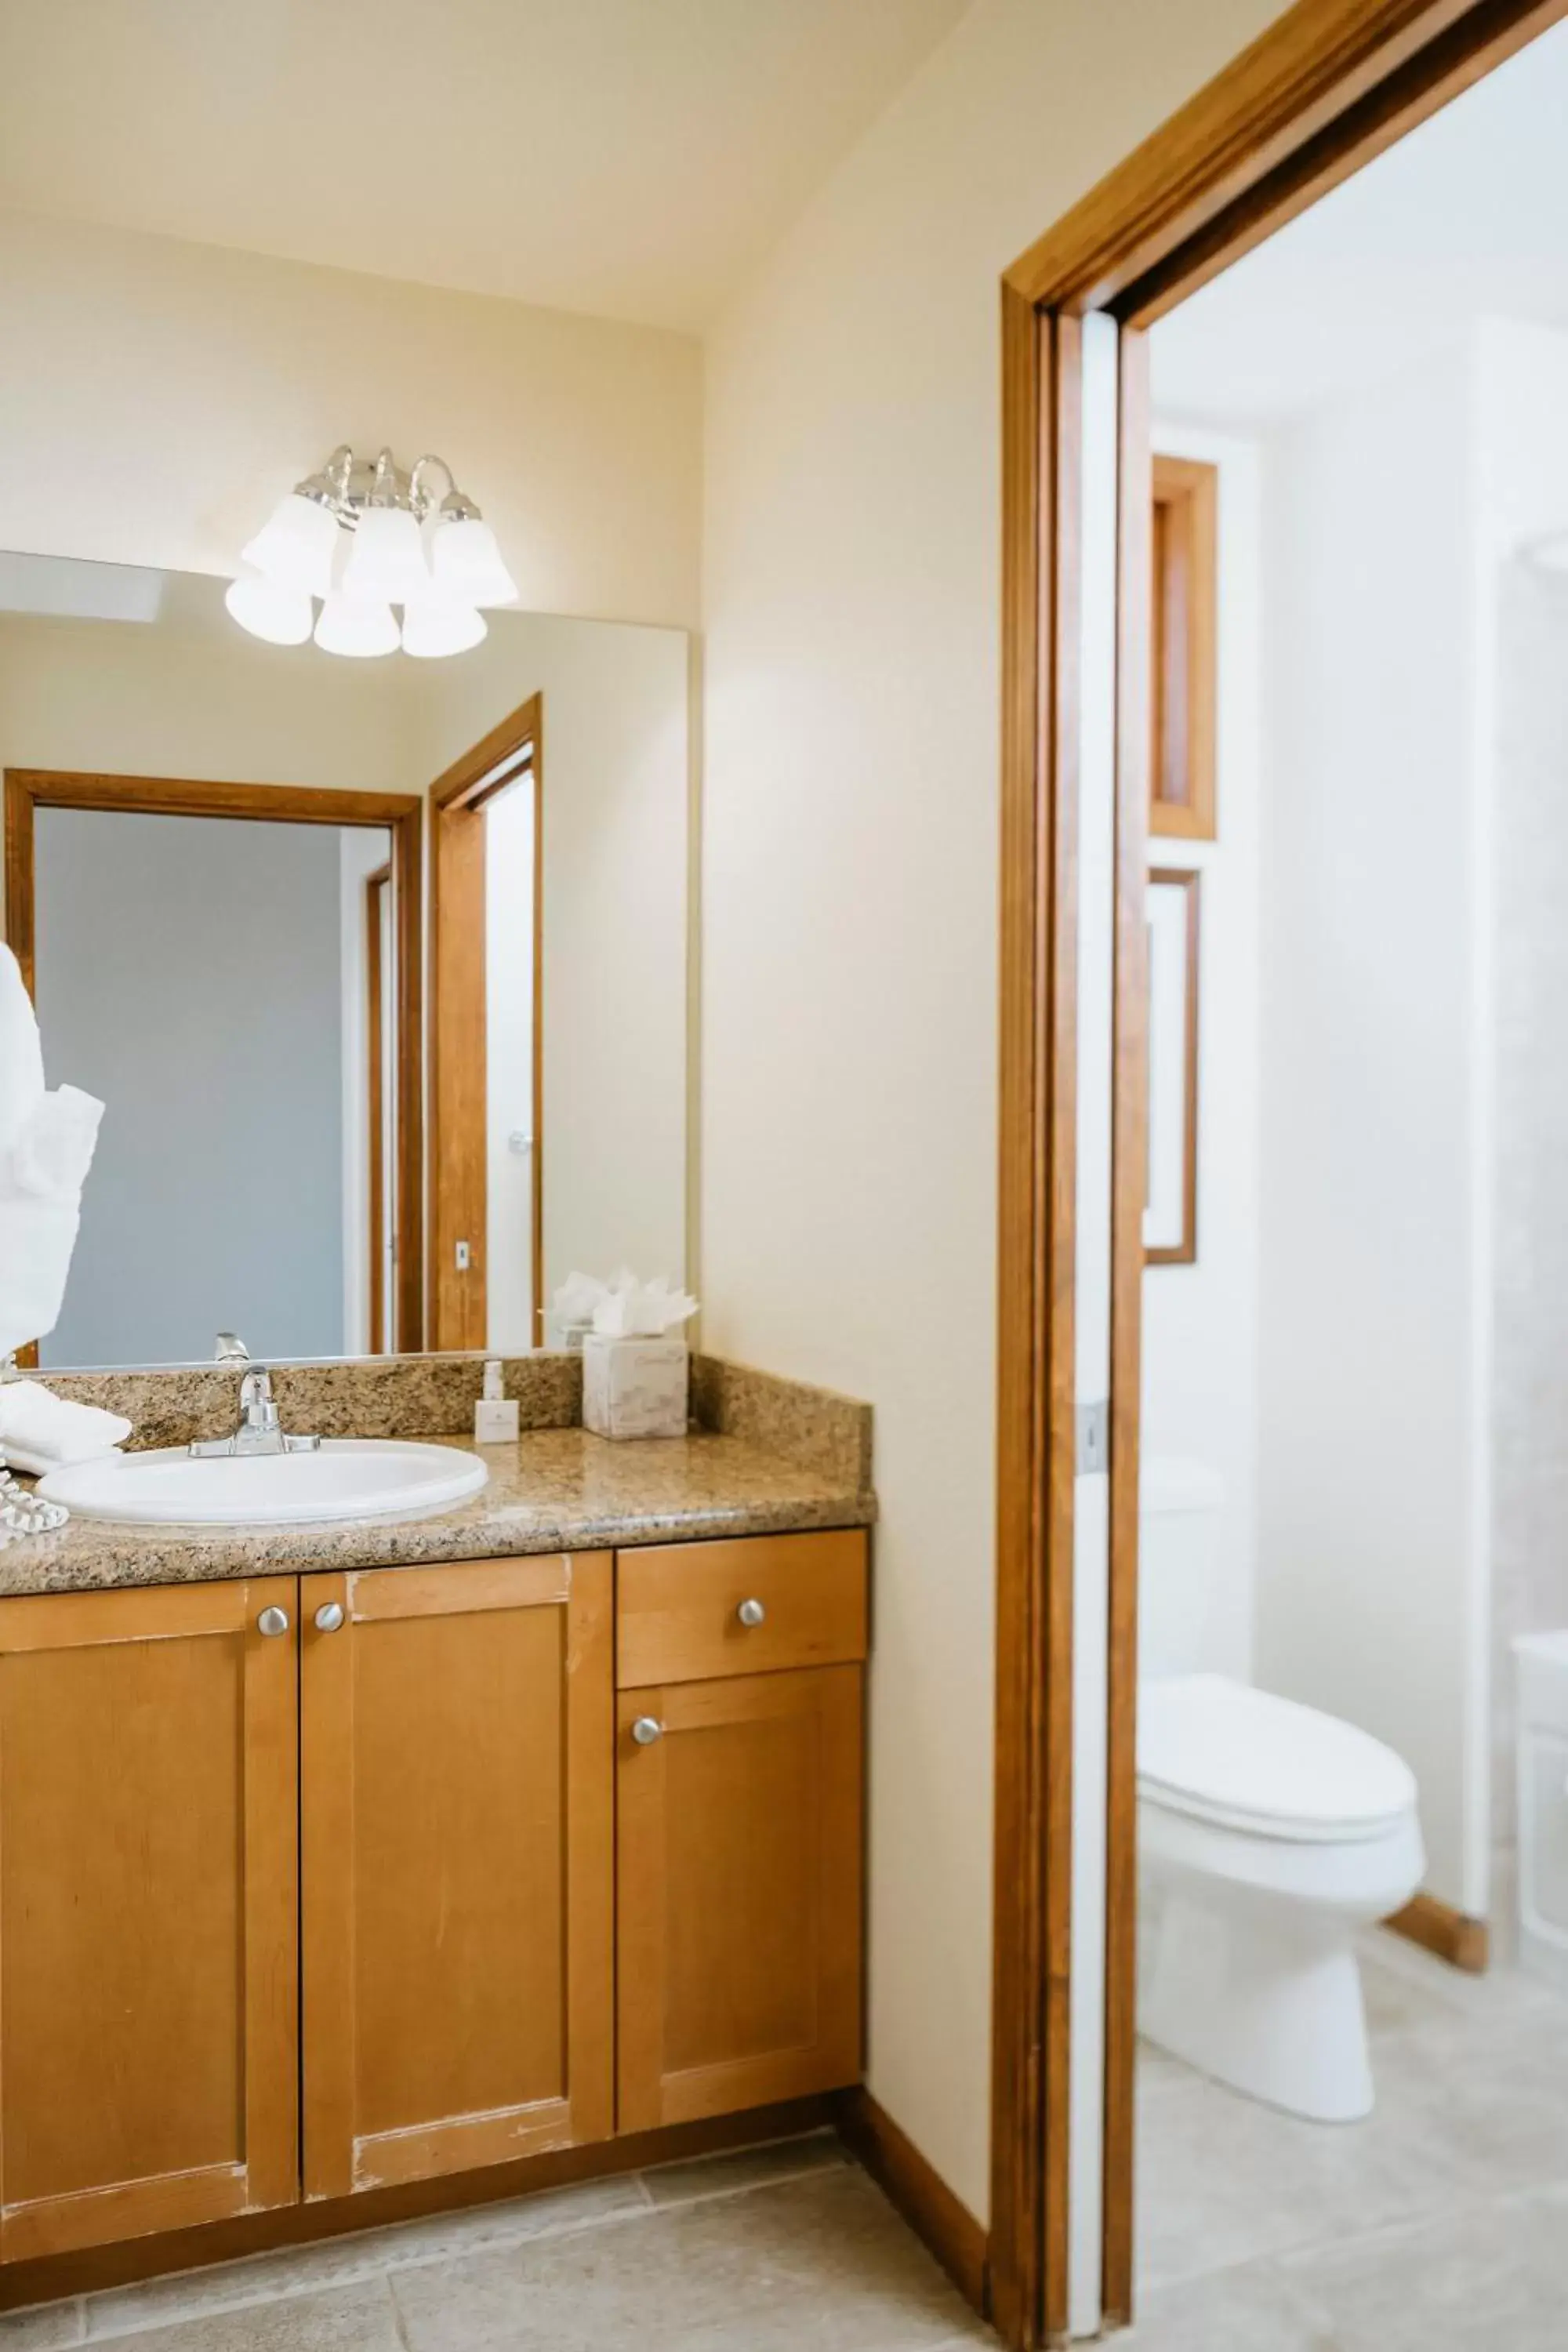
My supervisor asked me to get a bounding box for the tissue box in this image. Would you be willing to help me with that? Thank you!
[582,1336,689,1440]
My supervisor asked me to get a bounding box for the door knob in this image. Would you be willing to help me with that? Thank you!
[631,1716,665,1745]
[314,1602,345,1634]
[737,1597,767,1628]
[256,1606,290,1639]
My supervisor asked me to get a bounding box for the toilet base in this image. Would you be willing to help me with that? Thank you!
[1142,1887,1374,2122]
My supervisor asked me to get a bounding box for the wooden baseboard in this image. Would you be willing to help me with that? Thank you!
[834,2085,989,2321]
[0,2095,839,2314]
[1385,1892,1490,1976]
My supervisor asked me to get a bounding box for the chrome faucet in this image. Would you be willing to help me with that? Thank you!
[190,1364,321,1459]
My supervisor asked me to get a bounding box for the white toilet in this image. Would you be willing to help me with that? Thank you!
[1138,1460,1425,2122]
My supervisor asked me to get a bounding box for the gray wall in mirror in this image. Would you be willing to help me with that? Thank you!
[0,559,690,1369]
[35,811,352,1367]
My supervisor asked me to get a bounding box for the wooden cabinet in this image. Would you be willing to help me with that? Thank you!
[0,1526,864,2268]
[299,1554,614,2198]
[617,1530,869,1687]
[0,1581,298,2260]
[615,1529,866,2132]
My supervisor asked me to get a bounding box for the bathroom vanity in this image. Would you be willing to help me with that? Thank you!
[0,1357,873,2299]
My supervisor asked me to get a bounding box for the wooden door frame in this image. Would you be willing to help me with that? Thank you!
[428,695,545,1352]
[364,862,392,1355]
[991,2,1568,2342]
[3,768,425,1356]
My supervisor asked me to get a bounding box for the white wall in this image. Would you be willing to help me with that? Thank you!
[1252,341,1490,1914]
[1141,424,1264,1685]
[1477,318,1568,1898]
[0,208,702,630]
[700,0,1286,2220]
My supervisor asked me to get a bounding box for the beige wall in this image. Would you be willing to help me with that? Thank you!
[700,0,1284,2219]
[0,208,702,629]
[0,595,418,819]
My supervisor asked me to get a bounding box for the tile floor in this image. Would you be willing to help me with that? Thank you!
[0,2134,993,2352]
[1131,1927,1568,2349]
[4,1932,1561,2352]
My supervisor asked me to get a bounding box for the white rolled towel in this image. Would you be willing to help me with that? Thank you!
[0,945,104,1360]
[0,1378,131,1471]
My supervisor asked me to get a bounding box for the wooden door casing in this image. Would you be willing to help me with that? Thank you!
[0,1581,299,2261]
[300,1553,614,2199]
[616,1664,862,2133]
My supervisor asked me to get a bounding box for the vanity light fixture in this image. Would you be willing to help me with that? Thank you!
[225,446,518,659]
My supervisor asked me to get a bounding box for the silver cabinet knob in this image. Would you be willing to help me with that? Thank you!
[631,1716,665,1746]
[314,1602,345,1634]
[256,1606,290,1639]
[737,1597,767,1628]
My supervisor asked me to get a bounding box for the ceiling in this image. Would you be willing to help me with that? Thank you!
[0,0,969,334]
[1151,17,1568,428]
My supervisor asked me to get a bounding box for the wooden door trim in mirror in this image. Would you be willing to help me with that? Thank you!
[429,695,545,1353]
[2,767,426,1354]
[365,862,393,1356]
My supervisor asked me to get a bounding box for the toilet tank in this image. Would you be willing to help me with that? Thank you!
[1139,1457,1227,1680]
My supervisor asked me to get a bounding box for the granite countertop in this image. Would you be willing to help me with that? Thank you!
[0,1356,875,1599]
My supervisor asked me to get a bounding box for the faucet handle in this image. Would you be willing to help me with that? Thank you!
[216,1333,251,1364]
[238,1367,280,1432]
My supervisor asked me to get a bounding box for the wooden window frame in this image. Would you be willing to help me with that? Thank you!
[1149,456,1218,840]
[992,3,1568,2343]
[428,695,545,1353]
[2,768,425,1358]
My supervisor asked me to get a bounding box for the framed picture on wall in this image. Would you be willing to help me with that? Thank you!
[1145,866,1201,1266]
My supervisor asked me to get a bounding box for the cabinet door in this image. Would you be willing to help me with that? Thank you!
[301,1553,613,2198]
[617,1664,862,2132]
[0,1581,299,2261]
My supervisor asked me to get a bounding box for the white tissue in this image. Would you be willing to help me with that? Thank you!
[553,1269,699,1341]
[0,945,105,1359]
[552,1270,609,1330]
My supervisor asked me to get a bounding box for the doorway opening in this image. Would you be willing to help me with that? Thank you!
[992,2,1568,2343]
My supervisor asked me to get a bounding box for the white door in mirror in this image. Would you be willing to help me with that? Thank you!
[37,1439,488,1528]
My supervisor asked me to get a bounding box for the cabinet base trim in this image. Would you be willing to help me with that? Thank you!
[0,2097,839,2313]
[834,2085,989,2321]
[1385,1893,1490,1975]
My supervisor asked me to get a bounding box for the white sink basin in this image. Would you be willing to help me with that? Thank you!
[37,1439,489,1528]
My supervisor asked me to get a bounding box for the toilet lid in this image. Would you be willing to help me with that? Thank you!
[1138,1674,1417,1842]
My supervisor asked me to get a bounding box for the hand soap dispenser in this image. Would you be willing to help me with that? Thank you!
[474,1359,519,1446]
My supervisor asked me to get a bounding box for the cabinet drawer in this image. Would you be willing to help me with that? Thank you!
[615,1530,867,1687]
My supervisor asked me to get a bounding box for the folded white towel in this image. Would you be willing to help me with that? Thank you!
[0,945,104,1358]
[0,1379,132,1472]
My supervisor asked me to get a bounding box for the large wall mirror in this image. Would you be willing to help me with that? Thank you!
[0,557,689,1370]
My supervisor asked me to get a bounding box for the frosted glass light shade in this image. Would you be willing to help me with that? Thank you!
[241,493,339,597]
[430,516,517,606]
[314,594,399,658]
[343,505,427,601]
[224,572,314,646]
[401,601,487,659]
